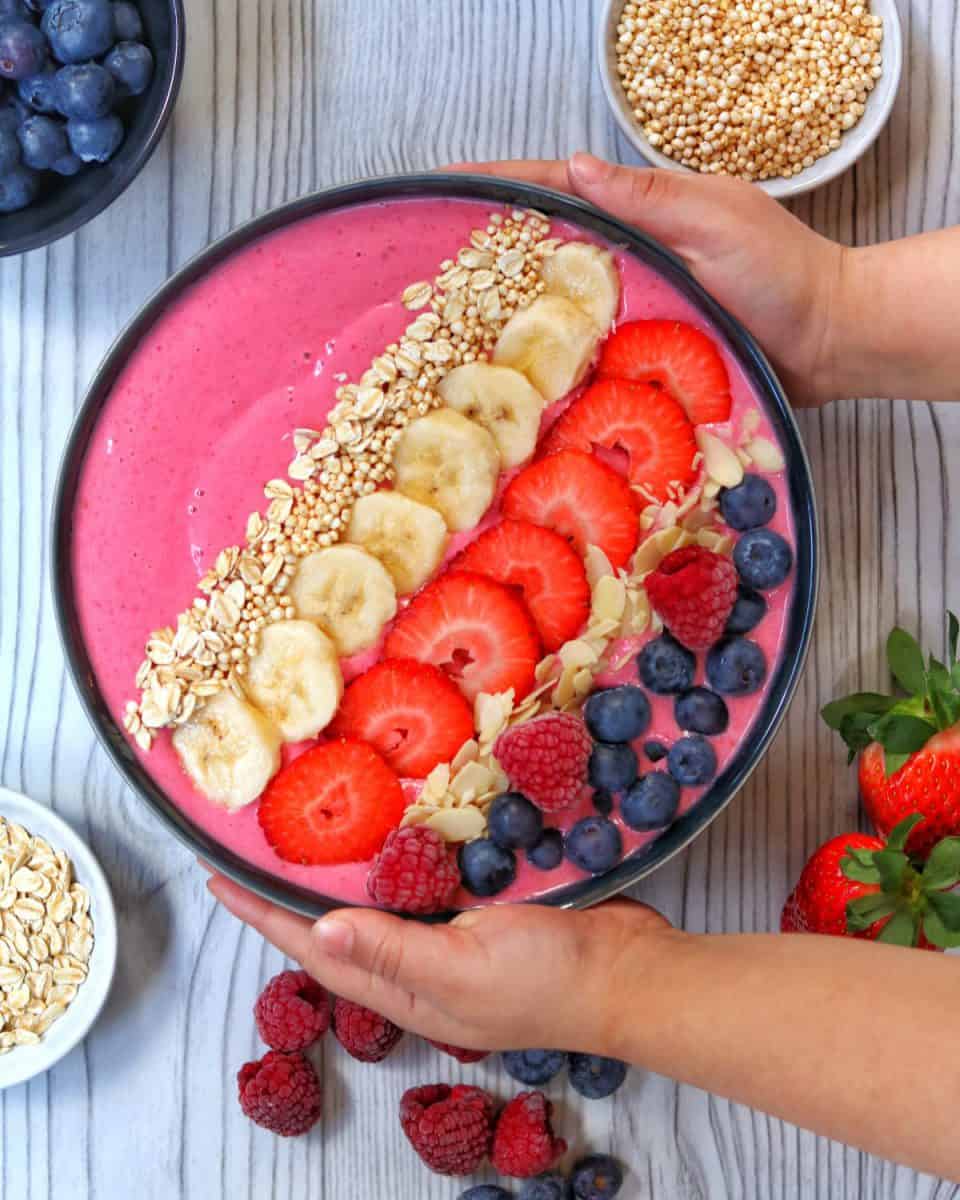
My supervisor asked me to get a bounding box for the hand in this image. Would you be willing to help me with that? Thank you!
[451,154,847,407]
[206,869,678,1055]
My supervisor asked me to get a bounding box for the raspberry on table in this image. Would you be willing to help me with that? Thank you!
[645,545,739,651]
[428,1039,491,1064]
[254,969,331,1052]
[494,712,592,814]
[491,1091,567,1178]
[367,825,461,913]
[399,1083,496,1175]
[333,997,403,1063]
[237,1050,322,1137]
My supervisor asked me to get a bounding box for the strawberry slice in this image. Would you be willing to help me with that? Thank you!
[383,571,541,704]
[597,319,732,424]
[330,659,475,778]
[544,379,698,502]
[501,449,639,570]
[258,739,406,866]
[455,520,591,652]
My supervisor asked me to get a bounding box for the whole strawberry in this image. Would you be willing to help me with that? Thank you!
[491,1091,567,1178]
[781,814,960,950]
[644,545,738,651]
[399,1083,496,1175]
[823,613,960,856]
[493,712,592,814]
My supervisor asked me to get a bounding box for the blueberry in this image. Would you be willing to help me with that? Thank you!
[565,816,623,874]
[674,686,729,736]
[0,100,18,132]
[719,473,777,531]
[459,1189,513,1200]
[707,636,767,696]
[571,1154,624,1199]
[591,789,614,816]
[637,633,695,695]
[734,528,793,591]
[50,146,78,172]
[17,63,57,111]
[103,38,151,94]
[459,838,516,897]
[621,772,680,831]
[0,17,47,79]
[668,734,717,786]
[16,111,66,166]
[488,792,543,851]
[568,1052,629,1099]
[588,742,637,793]
[520,1175,570,1200]
[0,162,38,210]
[54,61,114,118]
[42,0,114,62]
[583,684,651,743]
[0,119,18,168]
[726,584,767,635]
[643,739,667,763]
[0,0,29,18]
[66,112,121,161]
[526,828,563,871]
[502,1048,566,1086]
[25,0,58,9]
[111,0,141,39]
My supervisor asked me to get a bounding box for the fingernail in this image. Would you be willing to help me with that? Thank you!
[568,153,612,186]
[312,917,355,960]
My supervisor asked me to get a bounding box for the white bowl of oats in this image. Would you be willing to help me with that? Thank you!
[599,0,903,200]
[0,788,117,1090]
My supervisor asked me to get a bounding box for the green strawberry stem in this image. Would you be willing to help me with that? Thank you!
[842,815,960,948]
[822,611,960,776]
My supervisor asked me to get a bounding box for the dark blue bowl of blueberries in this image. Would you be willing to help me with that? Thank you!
[0,0,183,254]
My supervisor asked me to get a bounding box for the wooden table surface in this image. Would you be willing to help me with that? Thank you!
[1,1,958,1196]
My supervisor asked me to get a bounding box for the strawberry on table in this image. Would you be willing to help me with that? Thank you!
[596,318,733,425]
[455,519,591,652]
[501,448,639,570]
[543,379,698,502]
[823,613,960,856]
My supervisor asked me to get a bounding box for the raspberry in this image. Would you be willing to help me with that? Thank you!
[333,997,404,1063]
[427,1039,490,1064]
[493,713,592,814]
[491,1091,567,1178]
[254,969,331,1052]
[644,545,738,651]
[367,825,461,913]
[399,1083,496,1175]
[237,1050,322,1136]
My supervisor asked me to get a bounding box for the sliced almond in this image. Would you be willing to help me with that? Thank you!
[592,575,627,624]
[744,435,785,472]
[425,807,487,844]
[696,428,744,489]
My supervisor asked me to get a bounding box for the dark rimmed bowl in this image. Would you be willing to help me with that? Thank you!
[0,0,184,257]
[52,173,819,920]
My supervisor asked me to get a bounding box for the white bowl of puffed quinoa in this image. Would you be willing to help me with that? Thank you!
[599,0,903,200]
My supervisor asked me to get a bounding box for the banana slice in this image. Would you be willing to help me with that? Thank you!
[244,620,343,741]
[289,545,397,657]
[392,408,500,533]
[540,241,622,332]
[172,689,281,811]
[346,490,448,595]
[493,294,599,403]
[438,363,545,470]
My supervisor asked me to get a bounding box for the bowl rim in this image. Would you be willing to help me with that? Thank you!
[51,172,819,920]
[0,0,186,258]
[596,0,903,201]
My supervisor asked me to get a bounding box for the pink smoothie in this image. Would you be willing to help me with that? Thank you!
[69,196,796,908]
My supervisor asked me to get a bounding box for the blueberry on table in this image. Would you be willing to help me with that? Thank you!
[42,0,114,63]
[519,1174,569,1200]
[17,111,66,166]
[0,119,18,168]
[0,0,29,19]
[734,528,793,591]
[0,162,38,210]
[103,39,151,95]
[719,473,777,531]
[668,734,718,786]
[18,64,58,112]
[565,815,623,874]
[110,0,142,40]
[25,0,59,9]
[707,636,768,696]
[571,1153,624,1199]
[591,788,614,816]
[526,828,563,871]
[502,1047,566,1086]
[488,791,543,851]
[621,772,680,831]
[54,61,114,118]
[583,684,651,743]
[674,686,729,736]
[725,583,767,635]
[459,1189,513,1200]
[0,17,47,80]
[637,632,695,695]
[643,739,667,762]
[66,111,121,161]
[568,1052,629,1099]
[588,742,638,792]
[459,837,516,897]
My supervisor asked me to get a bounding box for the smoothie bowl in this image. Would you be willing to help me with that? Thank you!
[53,176,817,919]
